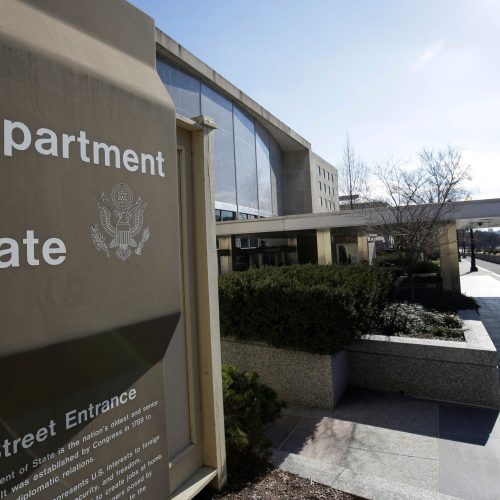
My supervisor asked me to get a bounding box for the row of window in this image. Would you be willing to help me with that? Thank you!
[215,209,259,222]
[319,197,335,210]
[317,165,334,183]
[318,181,334,196]
[215,209,236,222]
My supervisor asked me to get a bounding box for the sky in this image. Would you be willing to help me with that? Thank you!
[130,0,500,200]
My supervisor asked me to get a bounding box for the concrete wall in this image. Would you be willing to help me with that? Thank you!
[221,312,500,410]
[348,312,500,408]
[283,150,313,215]
[477,253,500,265]
[221,338,348,410]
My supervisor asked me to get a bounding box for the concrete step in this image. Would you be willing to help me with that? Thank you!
[270,448,460,500]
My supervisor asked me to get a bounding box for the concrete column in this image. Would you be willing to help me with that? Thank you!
[440,222,461,292]
[368,240,376,264]
[287,237,298,264]
[192,116,227,488]
[218,236,233,274]
[316,229,333,265]
[257,253,264,267]
[357,234,369,263]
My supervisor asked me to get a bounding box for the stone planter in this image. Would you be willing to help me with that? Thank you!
[347,311,500,409]
[221,338,348,410]
[221,312,500,409]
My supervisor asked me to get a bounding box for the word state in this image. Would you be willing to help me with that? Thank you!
[0,230,66,269]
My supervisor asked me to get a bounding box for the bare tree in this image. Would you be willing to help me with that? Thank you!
[419,146,471,202]
[338,134,370,209]
[370,148,470,298]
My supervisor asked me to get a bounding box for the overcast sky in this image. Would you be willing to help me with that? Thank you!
[131,0,500,200]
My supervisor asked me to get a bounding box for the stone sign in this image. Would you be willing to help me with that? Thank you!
[0,1,179,498]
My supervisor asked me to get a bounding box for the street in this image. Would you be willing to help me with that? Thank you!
[462,255,500,280]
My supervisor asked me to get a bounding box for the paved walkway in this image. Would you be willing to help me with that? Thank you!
[461,257,500,369]
[265,265,500,500]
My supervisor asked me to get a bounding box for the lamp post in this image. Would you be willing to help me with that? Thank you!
[470,227,478,272]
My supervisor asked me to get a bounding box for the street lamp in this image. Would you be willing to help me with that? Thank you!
[470,227,478,272]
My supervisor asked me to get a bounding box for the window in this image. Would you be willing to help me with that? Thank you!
[201,84,237,206]
[157,58,201,118]
[234,106,258,210]
[216,209,236,221]
[318,181,322,192]
[221,210,235,221]
[238,212,258,220]
[255,123,272,215]
[319,197,323,207]
[237,237,258,249]
[323,168,326,178]
[317,165,321,176]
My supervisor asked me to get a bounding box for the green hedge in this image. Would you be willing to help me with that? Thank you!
[373,252,407,267]
[219,264,392,355]
[222,364,284,468]
[413,260,441,274]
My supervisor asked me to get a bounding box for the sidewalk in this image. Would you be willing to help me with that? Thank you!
[264,267,500,500]
[460,257,500,368]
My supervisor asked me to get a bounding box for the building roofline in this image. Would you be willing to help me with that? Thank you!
[155,28,311,152]
[215,198,500,236]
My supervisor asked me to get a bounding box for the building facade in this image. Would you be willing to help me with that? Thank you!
[155,30,338,220]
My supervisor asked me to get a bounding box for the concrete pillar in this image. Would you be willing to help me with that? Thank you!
[192,116,227,488]
[440,222,461,292]
[368,240,376,264]
[218,236,233,274]
[357,234,369,263]
[287,237,298,264]
[316,229,333,265]
[257,253,264,267]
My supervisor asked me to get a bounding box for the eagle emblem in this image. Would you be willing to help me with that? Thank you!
[90,183,150,261]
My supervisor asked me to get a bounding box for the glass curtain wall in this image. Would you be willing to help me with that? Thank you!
[233,105,258,212]
[255,123,273,216]
[157,57,283,217]
[201,84,237,207]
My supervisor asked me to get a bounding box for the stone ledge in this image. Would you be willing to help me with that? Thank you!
[349,312,496,366]
[347,311,500,408]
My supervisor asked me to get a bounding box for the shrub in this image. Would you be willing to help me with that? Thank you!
[380,302,464,340]
[373,253,407,267]
[413,260,440,274]
[411,274,442,284]
[374,255,440,274]
[219,264,392,355]
[222,364,284,468]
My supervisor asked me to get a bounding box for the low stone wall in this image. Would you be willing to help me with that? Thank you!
[222,313,500,410]
[221,338,348,410]
[476,253,500,265]
[347,311,500,408]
